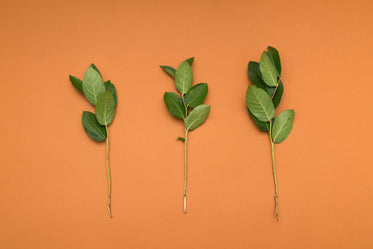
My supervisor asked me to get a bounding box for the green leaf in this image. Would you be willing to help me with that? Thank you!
[272,80,283,108]
[95,90,116,126]
[267,46,281,74]
[81,111,107,142]
[90,63,102,77]
[185,57,194,65]
[175,60,193,95]
[184,105,210,131]
[160,65,176,79]
[246,85,275,122]
[104,80,118,106]
[184,83,208,108]
[259,51,279,87]
[248,108,270,132]
[69,75,83,93]
[248,61,267,91]
[163,92,186,119]
[176,137,185,142]
[82,65,106,105]
[271,110,295,143]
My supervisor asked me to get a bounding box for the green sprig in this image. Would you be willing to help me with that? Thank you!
[161,57,210,213]
[69,64,118,218]
[246,47,295,221]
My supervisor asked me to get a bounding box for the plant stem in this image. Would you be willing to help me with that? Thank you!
[105,125,112,218]
[183,128,188,214]
[269,122,279,221]
[271,77,281,99]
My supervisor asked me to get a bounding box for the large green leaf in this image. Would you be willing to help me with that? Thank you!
[69,75,83,93]
[175,60,193,95]
[163,92,186,119]
[267,46,281,74]
[184,83,208,108]
[248,108,270,132]
[246,85,275,122]
[184,105,210,131]
[272,80,283,108]
[185,57,194,65]
[81,111,107,142]
[95,90,116,126]
[82,65,106,105]
[248,61,268,92]
[259,52,279,87]
[104,80,118,106]
[271,110,295,143]
[160,65,176,78]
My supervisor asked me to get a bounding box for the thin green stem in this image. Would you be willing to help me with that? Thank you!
[269,122,279,221]
[183,128,188,214]
[105,125,112,218]
[181,94,189,214]
[271,77,281,99]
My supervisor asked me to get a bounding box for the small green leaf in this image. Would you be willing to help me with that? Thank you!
[160,65,176,78]
[184,83,208,108]
[81,111,107,141]
[271,80,284,108]
[184,105,210,131]
[185,57,194,65]
[259,52,279,87]
[175,61,193,95]
[248,108,270,132]
[104,80,118,106]
[272,110,295,143]
[82,65,106,105]
[176,137,185,142]
[163,92,186,119]
[246,85,275,122]
[90,63,102,77]
[95,90,116,126]
[267,46,281,74]
[69,75,83,93]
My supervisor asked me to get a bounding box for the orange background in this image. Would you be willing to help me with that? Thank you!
[1,0,373,248]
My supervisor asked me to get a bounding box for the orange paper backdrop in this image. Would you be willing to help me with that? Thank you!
[1,0,373,248]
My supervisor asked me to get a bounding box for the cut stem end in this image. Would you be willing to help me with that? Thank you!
[274,194,279,221]
[107,205,112,218]
[184,195,187,214]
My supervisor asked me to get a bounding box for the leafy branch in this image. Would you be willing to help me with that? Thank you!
[69,64,118,218]
[246,47,295,221]
[161,57,210,213]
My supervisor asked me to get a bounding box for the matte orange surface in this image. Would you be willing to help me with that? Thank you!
[1,0,373,248]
